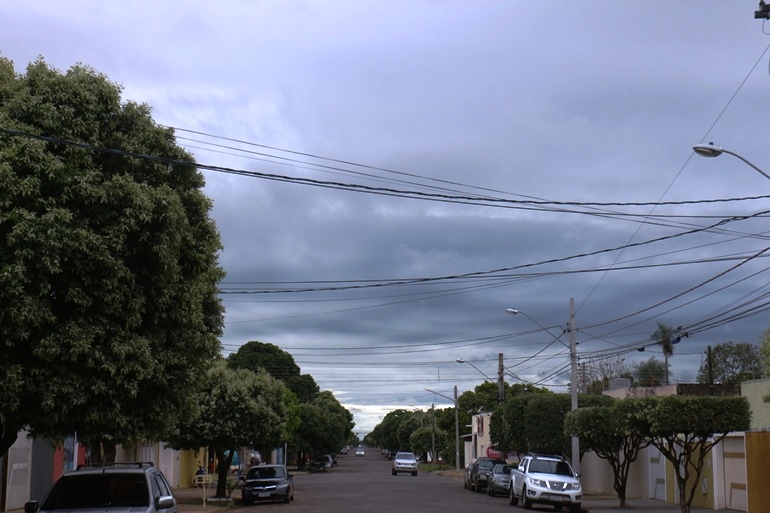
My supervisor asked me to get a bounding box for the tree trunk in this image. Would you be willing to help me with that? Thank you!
[88,438,117,463]
[214,448,235,498]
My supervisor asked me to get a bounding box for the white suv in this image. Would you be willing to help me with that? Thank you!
[391,451,419,476]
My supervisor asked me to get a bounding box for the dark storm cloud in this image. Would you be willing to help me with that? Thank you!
[3,0,770,433]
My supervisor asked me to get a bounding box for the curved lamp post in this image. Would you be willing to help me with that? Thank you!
[507,305,580,473]
[456,358,493,382]
[693,143,770,181]
[424,387,460,472]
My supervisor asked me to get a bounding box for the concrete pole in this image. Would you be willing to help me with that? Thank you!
[454,386,460,472]
[498,352,505,404]
[570,297,580,474]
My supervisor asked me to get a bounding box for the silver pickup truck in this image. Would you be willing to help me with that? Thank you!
[508,454,582,512]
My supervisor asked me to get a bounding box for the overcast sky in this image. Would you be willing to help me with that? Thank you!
[4,1,770,436]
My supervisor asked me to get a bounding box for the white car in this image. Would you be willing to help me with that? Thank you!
[355,448,365,456]
[391,451,419,476]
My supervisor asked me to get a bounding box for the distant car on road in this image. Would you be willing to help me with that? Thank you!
[24,462,176,513]
[241,464,294,505]
[391,451,419,476]
[356,447,365,456]
[486,463,514,496]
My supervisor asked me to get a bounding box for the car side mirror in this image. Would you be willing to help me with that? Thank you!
[24,502,39,513]
[575,472,581,478]
[156,495,175,509]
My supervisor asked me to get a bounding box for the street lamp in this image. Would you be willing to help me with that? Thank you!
[507,303,580,474]
[456,358,493,381]
[424,387,460,472]
[693,143,770,181]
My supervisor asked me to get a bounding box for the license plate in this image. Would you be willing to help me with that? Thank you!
[259,492,270,498]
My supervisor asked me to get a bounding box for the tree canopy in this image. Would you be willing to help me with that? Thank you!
[697,342,761,384]
[0,56,224,458]
[631,395,750,513]
[167,360,299,498]
[227,340,320,402]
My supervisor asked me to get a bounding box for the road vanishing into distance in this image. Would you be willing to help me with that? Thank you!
[230,449,554,513]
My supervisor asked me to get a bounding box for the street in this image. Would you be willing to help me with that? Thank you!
[228,450,553,513]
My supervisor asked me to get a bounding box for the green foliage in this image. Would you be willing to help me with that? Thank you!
[292,391,354,456]
[409,426,446,459]
[633,357,667,387]
[565,399,647,507]
[696,342,761,384]
[227,341,320,402]
[369,409,411,451]
[0,56,224,457]
[632,395,750,513]
[490,392,612,456]
[166,360,299,497]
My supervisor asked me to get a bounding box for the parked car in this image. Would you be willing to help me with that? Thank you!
[241,464,294,505]
[341,447,349,454]
[486,463,514,497]
[468,457,506,493]
[463,461,475,489]
[509,454,581,513]
[311,454,333,472]
[24,462,176,513]
[391,451,419,476]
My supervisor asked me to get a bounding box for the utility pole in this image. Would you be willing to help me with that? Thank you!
[498,352,504,404]
[569,297,580,474]
[454,386,460,472]
[431,403,436,465]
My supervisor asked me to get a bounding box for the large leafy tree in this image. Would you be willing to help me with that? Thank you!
[227,340,319,402]
[491,392,612,458]
[564,399,649,507]
[697,341,761,384]
[167,360,299,498]
[630,395,750,513]
[291,391,353,466]
[0,56,224,459]
[633,357,667,387]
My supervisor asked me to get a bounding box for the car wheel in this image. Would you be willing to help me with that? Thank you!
[509,487,518,506]
[522,487,533,509]
[242,498,252,506]
[392,470,397,476]
[411,471,417,476]
[569,504,580,513]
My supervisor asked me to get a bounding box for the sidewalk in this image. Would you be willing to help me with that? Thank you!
[582,493,736,513]
[174,486,232,513]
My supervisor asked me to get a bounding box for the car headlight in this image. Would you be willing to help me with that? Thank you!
[528,477,544,487]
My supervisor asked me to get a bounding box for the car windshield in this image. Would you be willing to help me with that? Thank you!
[42,474,149,510]
[494,465,513,475]
[247,467,285,479]
[528,459,574,476]
[396,453,415,460]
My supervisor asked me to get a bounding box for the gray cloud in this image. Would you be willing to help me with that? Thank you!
[3,0,769,435]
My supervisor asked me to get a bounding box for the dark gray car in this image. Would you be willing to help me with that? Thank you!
[241,464,294,505]
[25,462,176,513]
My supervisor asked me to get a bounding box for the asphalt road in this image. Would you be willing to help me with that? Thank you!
[227,449,561,513]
